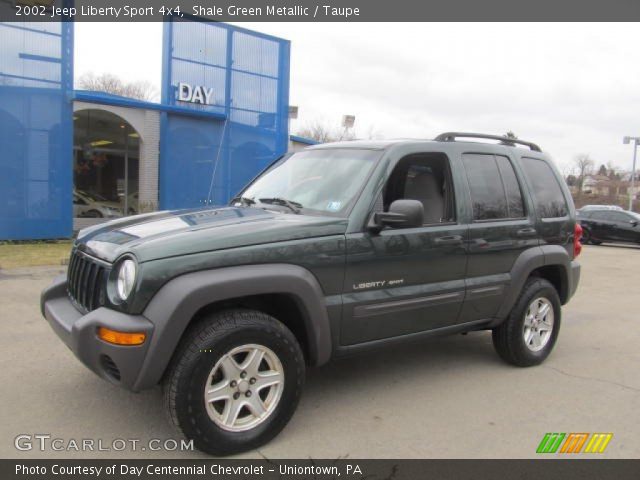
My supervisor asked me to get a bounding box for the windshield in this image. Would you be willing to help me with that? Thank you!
[238,149,380,216]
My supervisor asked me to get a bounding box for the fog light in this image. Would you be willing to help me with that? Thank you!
[98,327,146,346]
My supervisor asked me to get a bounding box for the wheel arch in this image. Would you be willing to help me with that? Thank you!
[132,264,331,391]
[491,246,574,327]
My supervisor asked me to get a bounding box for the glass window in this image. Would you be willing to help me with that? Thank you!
[496,156,525,218]
[608,212,631,223]
[384,153,456,224]
[590,211,608,220]
[240,148,380,216]
[463,154,509,220]
[521,158,568,218]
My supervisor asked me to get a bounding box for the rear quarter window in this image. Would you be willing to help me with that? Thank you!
[521,157,568,218]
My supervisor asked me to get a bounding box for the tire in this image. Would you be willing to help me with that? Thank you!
[492,277,561,367]
[163,309,305,456]
[590,239,602,245]
[86,210,103,218]
[581,228,591,244]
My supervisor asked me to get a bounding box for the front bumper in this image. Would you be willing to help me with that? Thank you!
[40,274,154,391]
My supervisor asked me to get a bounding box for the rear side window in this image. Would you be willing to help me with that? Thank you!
[590,211,608,220]
[462,153,525,221]
[608,212,631,223]
[521,157,568,218]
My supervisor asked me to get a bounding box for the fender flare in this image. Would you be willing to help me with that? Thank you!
[132,264,331,391]
[492,245,572,326]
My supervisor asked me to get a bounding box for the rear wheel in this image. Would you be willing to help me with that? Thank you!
[581,227,591,244]
[163,309,305,455]
[492,278,561,367]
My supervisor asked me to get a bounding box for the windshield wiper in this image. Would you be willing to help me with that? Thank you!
[258,197,302,214]
[230,196,256,207]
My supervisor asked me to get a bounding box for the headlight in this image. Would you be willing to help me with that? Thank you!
[116,259,137,301]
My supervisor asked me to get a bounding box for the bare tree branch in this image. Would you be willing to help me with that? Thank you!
[77,72,158,101]
[573,154,594,191]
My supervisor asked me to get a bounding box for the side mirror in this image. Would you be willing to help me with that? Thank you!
[373,199,424,229]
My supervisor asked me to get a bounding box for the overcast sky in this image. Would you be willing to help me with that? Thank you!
[75,22,640,173]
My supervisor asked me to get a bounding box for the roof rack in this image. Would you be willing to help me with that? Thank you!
[435,132,541,152]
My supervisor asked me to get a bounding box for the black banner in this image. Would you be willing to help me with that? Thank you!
[1,0,640,22]
[3,459,640,480]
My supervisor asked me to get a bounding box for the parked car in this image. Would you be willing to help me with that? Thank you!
[578,209,640,245]
[73,190,123,218]
[42,133,582,455]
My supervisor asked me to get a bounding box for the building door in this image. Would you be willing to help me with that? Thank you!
[72,109,140,222]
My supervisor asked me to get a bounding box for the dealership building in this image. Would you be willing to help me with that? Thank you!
[0,18,314,240]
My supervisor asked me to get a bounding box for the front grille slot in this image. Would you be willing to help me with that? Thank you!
[100,355,121,381]
[67,250,108,312]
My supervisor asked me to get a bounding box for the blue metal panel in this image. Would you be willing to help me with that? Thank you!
[0,22,74,240]
[160,18,290,209]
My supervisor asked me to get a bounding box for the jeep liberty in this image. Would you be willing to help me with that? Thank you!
[41,132,582,455]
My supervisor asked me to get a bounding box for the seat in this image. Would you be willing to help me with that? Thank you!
[403,171,444,224]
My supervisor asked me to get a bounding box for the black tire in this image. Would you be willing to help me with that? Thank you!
[590,239,602,245]
[581,228,591,244]
[86,210,103,218]
[492,277,561,367]
[163,309,305,456]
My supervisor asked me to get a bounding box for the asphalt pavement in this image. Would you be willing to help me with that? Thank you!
[1,244,638,459]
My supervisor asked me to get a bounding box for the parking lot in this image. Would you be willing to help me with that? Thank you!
[0,244,638,459]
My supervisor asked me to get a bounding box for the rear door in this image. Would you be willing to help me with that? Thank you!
[458,152,537,322]
[586,210,612,240]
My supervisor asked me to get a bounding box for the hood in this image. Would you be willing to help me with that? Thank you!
[76,206,348,263]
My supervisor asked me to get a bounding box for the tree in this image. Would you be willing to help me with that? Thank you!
[607,161,620,180]
[505,131,518,139]
[597,164,608,176]
[77,72,158,102]
[573,154,594,191]
[565,174,577,187]
[296,120,357,143]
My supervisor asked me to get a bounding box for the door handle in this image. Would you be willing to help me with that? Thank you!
[515,228,537,237]
[434,235,463,246]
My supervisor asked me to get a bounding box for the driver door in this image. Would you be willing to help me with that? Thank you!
[341,152,468,346]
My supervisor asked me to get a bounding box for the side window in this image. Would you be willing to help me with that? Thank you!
[384,153,455,224]
[521,157,568,218]
[496,156,525,218]
[590,211,607,220]
[462,153,524,221]
[608,212,630,223]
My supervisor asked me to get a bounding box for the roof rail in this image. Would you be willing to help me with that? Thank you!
[435,132,541,152]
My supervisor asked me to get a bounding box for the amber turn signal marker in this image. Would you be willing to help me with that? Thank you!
[97,327,146,346]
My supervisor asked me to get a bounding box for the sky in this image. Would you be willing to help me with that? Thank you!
[75,22,640,174]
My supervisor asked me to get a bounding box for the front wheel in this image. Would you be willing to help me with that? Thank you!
[163,309,305,456]
[492,278,561,367]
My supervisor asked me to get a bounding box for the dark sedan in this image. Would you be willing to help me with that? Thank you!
[578,209,640,245]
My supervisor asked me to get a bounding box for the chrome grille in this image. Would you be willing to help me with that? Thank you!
[67,250,108,312]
